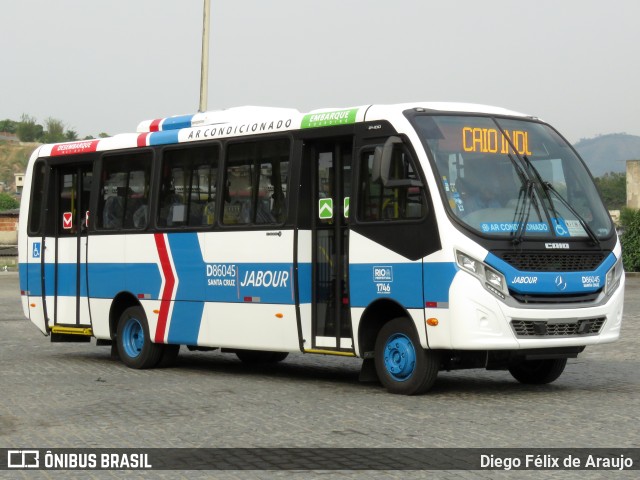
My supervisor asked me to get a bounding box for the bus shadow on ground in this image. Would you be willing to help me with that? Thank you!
[54,346,600,396]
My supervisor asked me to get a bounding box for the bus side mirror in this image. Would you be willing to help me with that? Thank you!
[372,136,423,188]
[372,136,403,186]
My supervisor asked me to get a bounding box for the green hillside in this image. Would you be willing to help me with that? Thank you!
[573,133,640,177]
[0,140,38,188]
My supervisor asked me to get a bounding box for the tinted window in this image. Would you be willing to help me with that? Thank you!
[157,145,219,228]
[222,139,289,226]
[98,152,152,230]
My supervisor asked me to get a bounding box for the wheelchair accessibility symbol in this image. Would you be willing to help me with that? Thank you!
[32,242,41,258]
[552,218,570,238]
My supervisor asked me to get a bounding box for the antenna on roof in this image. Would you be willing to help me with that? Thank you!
[199,0,211,113]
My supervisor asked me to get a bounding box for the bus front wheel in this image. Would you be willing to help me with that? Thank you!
[508,358,567,385]
[116,306,162,369]
[374,318,439,395]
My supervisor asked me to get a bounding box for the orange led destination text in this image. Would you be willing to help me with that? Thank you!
[462,127,532,156]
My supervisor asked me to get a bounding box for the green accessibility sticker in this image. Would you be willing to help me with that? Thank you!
[301,108,358,129]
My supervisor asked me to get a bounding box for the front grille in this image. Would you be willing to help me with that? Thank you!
[496,252,606,272]
[510,291,601,304]
[511,317,606,338]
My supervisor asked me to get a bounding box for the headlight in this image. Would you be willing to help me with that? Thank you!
[604,256,623,296]
[456,251,479,274]
[455,250,508,299]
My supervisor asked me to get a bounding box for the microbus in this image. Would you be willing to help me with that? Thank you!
[18,103,625,394]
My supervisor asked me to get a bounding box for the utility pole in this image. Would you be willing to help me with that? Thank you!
[199,0,211,112]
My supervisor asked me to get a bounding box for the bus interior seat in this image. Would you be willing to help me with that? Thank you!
[103,195,124,229]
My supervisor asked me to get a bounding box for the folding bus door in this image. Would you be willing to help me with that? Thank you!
[298,138,354,353]
[41,164,93,333]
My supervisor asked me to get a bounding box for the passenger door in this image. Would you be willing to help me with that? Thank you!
[42,163,93,330]
[299,138,354,352]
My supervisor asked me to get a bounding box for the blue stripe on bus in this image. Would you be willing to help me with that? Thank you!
[149,130,180,146]
[297,262,312,304]
[167,301,204,345]
[22,259,301,305]
[484,252,616,295]
[424,262,458,303]
[349,263,424,308]
[168,233,206,301]
[161,114,194,131]
[20,262,162,298]
[166,233,206,341]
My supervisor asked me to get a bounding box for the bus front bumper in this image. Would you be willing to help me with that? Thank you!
[425,271,625,351]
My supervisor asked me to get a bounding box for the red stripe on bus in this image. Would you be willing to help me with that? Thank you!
[149,119,162,132]
[154,233,175,343]
[137,133,149,147]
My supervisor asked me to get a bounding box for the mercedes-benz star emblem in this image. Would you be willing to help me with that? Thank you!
[555,275,567,291]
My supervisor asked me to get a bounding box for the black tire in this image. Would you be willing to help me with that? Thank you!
[235,350,289,364]
[508,358,567,385]
[374,317,439,395]
[157,344,180,368]
[116,306,162,369]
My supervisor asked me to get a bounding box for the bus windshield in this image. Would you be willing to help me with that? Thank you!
[412,115,612,240]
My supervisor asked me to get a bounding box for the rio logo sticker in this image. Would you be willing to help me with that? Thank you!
[373,266,393,294]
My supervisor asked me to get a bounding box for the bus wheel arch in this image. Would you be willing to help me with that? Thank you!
[109,292,141,341]
[357,298,413,357]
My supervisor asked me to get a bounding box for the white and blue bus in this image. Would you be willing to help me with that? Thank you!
[18,103,625,394]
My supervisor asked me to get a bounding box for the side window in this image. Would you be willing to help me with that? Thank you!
[222,139,289,226]
[98,152,152,231]
[358,142,426,221]
[157,144,219,228]
[28,161,47,235]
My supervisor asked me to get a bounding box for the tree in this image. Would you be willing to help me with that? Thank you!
[594,172,626,210]
[620,208,640,272]
[0,119,18,133]
[16,114,43,142]
[65,129,79,141]
[41,117,67,143]
[0,192,19,211]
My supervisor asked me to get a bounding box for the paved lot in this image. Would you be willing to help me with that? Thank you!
[0,271,638,479]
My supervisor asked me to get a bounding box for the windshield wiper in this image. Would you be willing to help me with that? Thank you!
[542,179,601,247]
[522,156,601,247]
[511,179,536,245]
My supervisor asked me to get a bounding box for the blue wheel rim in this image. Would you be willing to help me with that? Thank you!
[383,333,416,381]
[122,317,144,359]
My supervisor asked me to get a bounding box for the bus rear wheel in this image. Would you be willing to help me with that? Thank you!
[374,318,439,395]
[116,306,162,369]
[508,358,567,385]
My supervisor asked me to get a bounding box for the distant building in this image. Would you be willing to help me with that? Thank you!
[0,208,18,245]
[14,173,24,195]
[0,132,18,142]
[628,160,640,209]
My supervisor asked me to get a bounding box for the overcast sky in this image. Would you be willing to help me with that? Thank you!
[2,0,639,143]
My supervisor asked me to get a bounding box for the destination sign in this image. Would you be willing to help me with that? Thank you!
[462,127,532,155]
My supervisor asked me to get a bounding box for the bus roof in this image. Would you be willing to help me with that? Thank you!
[38,102,533,158]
